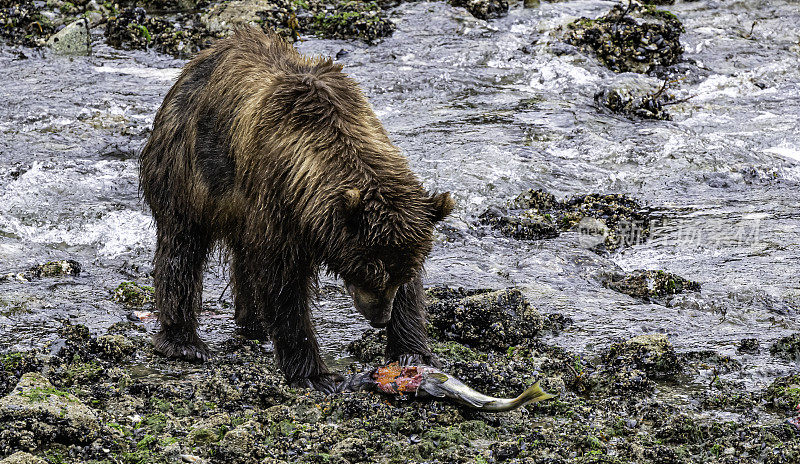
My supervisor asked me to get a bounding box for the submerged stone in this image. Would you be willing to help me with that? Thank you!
[562,1,684,73]
[46,18,90,56]
[595,86,672,120]
[448,0,508,21]
[603,269,700,301]
[480,190,650,252]
[770,333,800,361]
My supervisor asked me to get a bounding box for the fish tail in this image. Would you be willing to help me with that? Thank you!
[514,380,556,407]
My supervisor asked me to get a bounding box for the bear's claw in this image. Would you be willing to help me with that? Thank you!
[153,331,210,363]
[292,372,345,394]
[397,353,442,368]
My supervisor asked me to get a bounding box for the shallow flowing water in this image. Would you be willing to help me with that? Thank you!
[0,0,798,391]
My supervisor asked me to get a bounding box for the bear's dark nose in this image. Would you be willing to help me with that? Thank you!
[369,320,388,329]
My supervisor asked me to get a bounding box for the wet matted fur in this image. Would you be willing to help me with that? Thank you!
[139,27,453,392]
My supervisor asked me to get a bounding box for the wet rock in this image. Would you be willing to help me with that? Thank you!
[46,18,90,55]
[105,7,218,58]
[562,1,684,74]
[770,333,800,361]
[427,287,543,351]
[448,0,508,21]
[0,373,101,447]
[201,0,291,36]
[346,328,387,363]
[215,419,266,462]
[0,452,46,464]
[765,374,800,412]
[1,260,81,283]
[307,0,395,43]
[602,269,700,301]
[0,0,55,47]
[0,352,43,397]
[694,379,758,413]
[681,350,741,375]
[490,440,520,460]
[480,190,650,252]
[330,437,368,462]
[603,334,683,379]
[588,366,653,397]
[595,86,672,120]
[188,413,230,445]
[202,0,395,44]
[112,281,154,307]
[737,338,760,354]
[95,334,136,360]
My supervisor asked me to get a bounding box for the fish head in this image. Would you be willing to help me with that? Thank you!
[345,282,399,328]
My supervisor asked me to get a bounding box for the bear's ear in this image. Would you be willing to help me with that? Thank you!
[430,192,455,223]
[342,188,362,218]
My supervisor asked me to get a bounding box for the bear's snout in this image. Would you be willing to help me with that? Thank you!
[347,284,398,327]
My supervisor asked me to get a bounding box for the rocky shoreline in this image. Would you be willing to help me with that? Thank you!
[1,282,799,463]
[0,0,513,56]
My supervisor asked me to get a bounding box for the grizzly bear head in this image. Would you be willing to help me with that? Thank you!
[331,188,454,328]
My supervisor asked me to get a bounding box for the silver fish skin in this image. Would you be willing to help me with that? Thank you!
[417,370,555,412]
[338,365,556,412]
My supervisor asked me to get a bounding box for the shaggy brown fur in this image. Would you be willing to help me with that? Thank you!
[140,28,453,392]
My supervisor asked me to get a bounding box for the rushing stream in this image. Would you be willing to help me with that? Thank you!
[1,0,798,393]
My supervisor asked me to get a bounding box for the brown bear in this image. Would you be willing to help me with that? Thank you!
[139,27,454,392]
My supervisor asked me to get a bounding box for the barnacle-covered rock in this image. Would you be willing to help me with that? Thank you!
[602,269,700,301]
[603,334,683,379]
[562,1,684,73]
[448,0,508,21]
[770,333,800,361]
[427,287,543,351]
[105,7,219,58]
[595,86,672,120]
[480,190,650,252]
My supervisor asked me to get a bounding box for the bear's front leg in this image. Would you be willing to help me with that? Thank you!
[256,264,343,394]
[386,275,441,367]
[271,307,344,394]
[152,223,211,362]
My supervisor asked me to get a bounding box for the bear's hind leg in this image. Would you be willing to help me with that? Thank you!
[152,222,211,362]
[229,245,271,341]
[386,275,441,367]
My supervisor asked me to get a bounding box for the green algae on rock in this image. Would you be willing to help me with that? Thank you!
[770,333,800,361]
[0,373,101,449]
[112,281,154,307]
[562,0,684,74]
[603,269,700,301]
[480,189,650,252]
[765,374,800,412]
[0,0,55,47]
